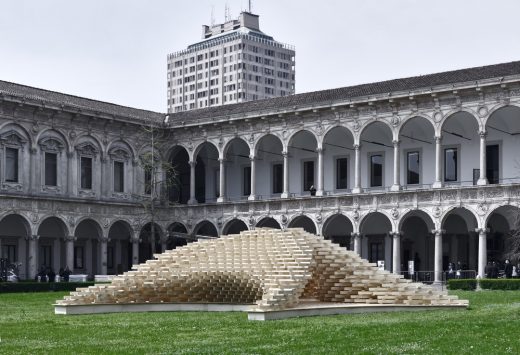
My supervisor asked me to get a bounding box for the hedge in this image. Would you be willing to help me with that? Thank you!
[479,279,520,290]
[447,279,477,290]
[0,282,96,293]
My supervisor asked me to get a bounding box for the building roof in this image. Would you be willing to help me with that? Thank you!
[168,60,520,125]
[0,80,164,123]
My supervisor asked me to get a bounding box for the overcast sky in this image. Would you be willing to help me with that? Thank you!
[1,0,520,113]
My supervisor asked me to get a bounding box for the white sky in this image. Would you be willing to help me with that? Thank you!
[1,0,520,113]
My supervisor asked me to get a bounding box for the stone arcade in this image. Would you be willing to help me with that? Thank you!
[1,61,520,284]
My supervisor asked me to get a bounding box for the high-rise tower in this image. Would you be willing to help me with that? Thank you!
[166,12,295,113]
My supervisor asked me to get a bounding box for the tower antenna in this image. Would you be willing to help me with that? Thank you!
[211,5,215,26]
[249,0,252,13]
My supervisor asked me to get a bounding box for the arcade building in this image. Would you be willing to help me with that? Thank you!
[1,60,520,283]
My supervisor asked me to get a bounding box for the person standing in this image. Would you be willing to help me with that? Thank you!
[504,259,513,279]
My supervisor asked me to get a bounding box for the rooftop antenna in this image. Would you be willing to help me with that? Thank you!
[249,0,252,13]
[225,3,230,22]
[211,5,215,26]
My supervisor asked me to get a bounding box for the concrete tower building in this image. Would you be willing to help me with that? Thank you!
[166,12,295,113]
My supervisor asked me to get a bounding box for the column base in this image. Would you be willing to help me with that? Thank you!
[477,178,488,186]
[217,197,226,203]
[188,199,198,205]
[432,181,443,188]
[248,195,256,201]
[281,192,289,199]
[316,190,324,197]
[390,184,401,192]
[352,187,362,194]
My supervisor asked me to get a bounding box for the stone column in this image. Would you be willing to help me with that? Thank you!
[391,140,401,191]
[64,235,75,272]
[476,228,489,278]
[352,232,361,255]
[99,236,109,275]
[316,147,324,196]
[392,232,401,274]
[432,229,444,284]
[26,235,39,280]
[161,235,168,253]
[281,150,289,198]
[131,235,140,266]
[217,158,226,203]
[353,144,362,193]
[432,136,443,188]
[188,160,197,204]
[477,131,488,185]
[248,155,256,200]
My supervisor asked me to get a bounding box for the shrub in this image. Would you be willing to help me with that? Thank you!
[0,282,96,293]
[479,279,520,290]
[448,279,477,290]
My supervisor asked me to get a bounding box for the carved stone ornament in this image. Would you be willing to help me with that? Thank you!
[351,119,360,132]
[69,130,77,139]
[0,130,27,147]
[248,215,255,227]
[316,212,322,224]
[39,137,64,153]
[432,206,442,218]
[316,123,323,136]
[478,106,489,118]
[352,209,360,221]
[433,111,443,123]
[477,202,488,216]
[281,214,288,226]
[102,218,110,228]
[30,212,39,223]
[218,136,224,148]
[109,148,130,161]
[67,216,76,228]
[248,133,254,144]
[390,208,399,220]
[391,115,400,127]
[31,122,40,133]
[187,141,193,151]
[217,217,223,227]
[76,142,98,157]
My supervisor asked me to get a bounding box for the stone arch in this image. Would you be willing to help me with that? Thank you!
[485,205,520,263]
[288,214,317,234]
[322,126,355,192]
[359,211,393,266]
[358,119,394,142]
[256,216,281,229]
[254,133,284,155]
[193,220,219,238]
[192,141,219,203]
[38,215,70,237]
[73,134,103,155]
[441,207,479,271]
[166,222,189,250]
[223,136,250,157]
[322,124,355,144]
[399,209,436,273]
[222,218,249,235]
[398,209,435,231]
[287,129,319,149]
[441,206,479,230]
[359,210,395,232]
[287,130,318,194]
[193,140,219,160]
[322,213,354,249]
[107,220,134,274]
[0,213,31,279]
[0,122,32,146]
[107,139,135,161]
[358,121,394,190]
[37,216,69,274]
[168,145,191,204]
[223,137,251,199]
[253,134,284,198]
[36,128,71,153]
[139,222,163,263]
[439,109,481,135]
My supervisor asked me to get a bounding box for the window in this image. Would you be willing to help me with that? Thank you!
[486,144,499,184]
[113,161,124,192]
[80,157,92,189]
[44,152,57,186]
[406,151,420,185]
[144,168,152,195]
[243,166,251,196]
[5,147,18,182]
[2,245,16,263]
[370,154,383,187]
[272,163,283,194]
[444,148,458,182]
[336,157,348,189]
[74,246,84,269]
[303,161,315,191]
[40,245,52,267]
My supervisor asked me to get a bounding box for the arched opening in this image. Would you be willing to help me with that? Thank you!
[194,142,219,203]
[441,112,479,185]
[224,138,251,200]
[486,106,520,184]
[107,221,133,274]
[256,217,281,229]
[222,219,249,235]
[38,217,68,277]
[74,219,103,275]
[399,210,435,278]
[486,205,520,264]
[359,121,393,190]
[193,221,219,238]
[0,214,30,279]
[139,223,162,263]
[166,222,188,250]
[322,126,355,193]
[442,208,478,273]
[322,214,353,249]
[168,146,190,204]
[287,130,318,196]
[288,215,316,234]
[360,212,392,270]
[399,116,435,188]
[255,134,283,198]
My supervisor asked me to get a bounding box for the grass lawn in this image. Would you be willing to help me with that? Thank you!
[0,291,519,354]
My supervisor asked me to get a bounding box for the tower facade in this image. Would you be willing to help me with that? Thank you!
[166,12,295,113]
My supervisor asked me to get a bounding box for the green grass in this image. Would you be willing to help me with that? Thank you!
[0,291,519,354]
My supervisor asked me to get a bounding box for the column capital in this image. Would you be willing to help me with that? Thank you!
[389,231,401,238]
[63,235,77,242]
[249,154,256,161]
[479,130,487,139]
[431,229,445,236]
[350,232,360,238]
[434,135,442,143]
[26,234,39,241]
[98,236,110,244]
[316,147,323,154]
[475,227,489,235]
[189,160,197,167]
[130,235,141,244]
[353,144,361,150]
[282,150,288,157]
[218,157,225,164]
[392,139,400,146]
